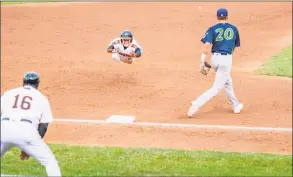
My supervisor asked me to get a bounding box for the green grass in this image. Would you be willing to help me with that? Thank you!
[0,1,53,5]
[1,1,29,4]
[1,144,292,176]
[257,45,292,78]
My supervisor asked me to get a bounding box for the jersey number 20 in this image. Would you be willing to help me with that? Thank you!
[12,94,33,110]
[215,28,234,41]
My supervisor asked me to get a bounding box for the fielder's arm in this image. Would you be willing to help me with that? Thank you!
[201,42,211,63]
[38,97,54,139]
[200,27,213,63]
[38,123,49,138]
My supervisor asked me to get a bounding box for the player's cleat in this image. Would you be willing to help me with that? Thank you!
[233,103,243,114]
[187,103,199,118]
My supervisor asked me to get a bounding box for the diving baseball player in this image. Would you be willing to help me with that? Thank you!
[188,8,243,118]
[107,30,143,64]
[1,71,62,176]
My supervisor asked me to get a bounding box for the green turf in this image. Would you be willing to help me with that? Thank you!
[0,1,53,5]
[257,45,292,78]
[1,144,292,176]
[1,1,28,4]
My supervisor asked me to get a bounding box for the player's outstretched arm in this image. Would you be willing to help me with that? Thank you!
[107,45,115,53]
[132,48,142,58]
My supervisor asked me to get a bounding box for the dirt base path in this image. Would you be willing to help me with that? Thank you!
[1,2,292,154]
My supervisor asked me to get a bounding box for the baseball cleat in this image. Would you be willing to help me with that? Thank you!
[187,103,199,118]
[233,103,243,114]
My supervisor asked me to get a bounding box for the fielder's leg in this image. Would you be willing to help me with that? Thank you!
[18,138,62,176]
[1,121,14,158]
[188,65,229,117]
[224,75,243,113]
[224,75,239,107]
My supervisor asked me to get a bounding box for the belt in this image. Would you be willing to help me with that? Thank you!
[1,118,32,124]
[213,52,231,56]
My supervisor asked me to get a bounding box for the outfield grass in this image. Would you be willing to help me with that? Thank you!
[0,1,51,5]
[1,1,34,4]
[1,144,292,176]
[257,45,292,78]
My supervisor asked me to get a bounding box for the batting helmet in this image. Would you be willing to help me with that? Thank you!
[120,30,133,42]
[23,71,40,89]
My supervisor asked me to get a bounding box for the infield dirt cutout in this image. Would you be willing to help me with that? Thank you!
[1,2,292,154]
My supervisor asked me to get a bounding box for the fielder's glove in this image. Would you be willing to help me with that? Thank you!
[20,151,30,160]
[200,61,212,75]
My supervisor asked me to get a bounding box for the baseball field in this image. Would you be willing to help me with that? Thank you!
[1,1,292,176]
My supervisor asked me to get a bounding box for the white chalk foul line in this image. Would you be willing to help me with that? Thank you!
[54,118,292,133]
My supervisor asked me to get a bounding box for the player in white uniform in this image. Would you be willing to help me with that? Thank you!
[1,72,62,176]
[107,30,143,64]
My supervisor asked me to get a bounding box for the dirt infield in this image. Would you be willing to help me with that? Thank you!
[1,2,292,154]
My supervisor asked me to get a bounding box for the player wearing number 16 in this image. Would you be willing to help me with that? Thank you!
[1,71,62,176]
[188,8,243,118]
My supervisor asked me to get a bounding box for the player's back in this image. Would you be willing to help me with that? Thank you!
[1,85,49,124]
[209,23,240,54]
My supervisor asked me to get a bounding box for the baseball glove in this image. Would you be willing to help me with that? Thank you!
[200,61,212,75]
[20,151,30,160]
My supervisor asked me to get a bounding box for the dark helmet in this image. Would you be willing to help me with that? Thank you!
[120,30,133,42]
[23,71,40,89]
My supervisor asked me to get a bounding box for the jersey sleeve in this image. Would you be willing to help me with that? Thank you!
[108,38,121,49]
[39,96,54,123]
[235,28,240,47]
[131,38,143,53]
[201,28,213,44]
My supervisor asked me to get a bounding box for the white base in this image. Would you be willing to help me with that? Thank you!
[106,115,136,123]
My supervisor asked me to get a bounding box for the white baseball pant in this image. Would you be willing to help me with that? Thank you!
[192,53,239,109]
[1,120,62,176]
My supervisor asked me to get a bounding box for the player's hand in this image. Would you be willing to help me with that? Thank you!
[107,48,118,53]
[20,151,30,160]
[109,49,117,53]
[129,52,136,58]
